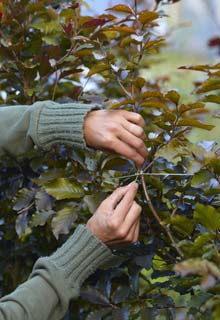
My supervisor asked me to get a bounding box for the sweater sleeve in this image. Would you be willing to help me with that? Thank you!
[0,101,97,157]
[0,225,114,320]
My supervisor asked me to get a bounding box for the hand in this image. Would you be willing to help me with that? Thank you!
[83,110,147,167]
[86,182,141,248]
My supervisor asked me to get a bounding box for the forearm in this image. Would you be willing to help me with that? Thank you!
[0,225,113,320]
[0,101,96,157]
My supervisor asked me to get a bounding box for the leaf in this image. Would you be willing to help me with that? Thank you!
[107,26,136,34]
[139,11,159,25]
[197,79,220,94]
[81,287,112,306]
[155,139,188,163]
[44,178,84,200]
[194,203,220,231]
[51,206,78,238]
[84,193,106,214]
[87,64,110,77]
[35,190,53,211]
[179,103,205,114]
[143,39,164,50]
[191,233,215,254]
[109,99,135,109]
[106,5,133,14]
[140,100,169,111]
[31,210,55,227]
[203,95,220,104]
[112,286,130,304]
[86,308,112,320]
[177,119,214,131]
[13,188,36,211]
[101,155,132,172]
[209,158,220,175]
[191,170,212,188]
[170,215,195,236]
[132,77,145,89]
[83,18,107,28]
[165,90,180,104]
[15,211,29,238]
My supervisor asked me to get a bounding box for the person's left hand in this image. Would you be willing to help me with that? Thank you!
[83,109,147,167]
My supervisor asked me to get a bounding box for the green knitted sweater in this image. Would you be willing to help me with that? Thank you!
[0,101,114,320]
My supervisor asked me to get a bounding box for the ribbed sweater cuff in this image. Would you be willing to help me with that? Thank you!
[48,225,114,289]
[31,101,99,150]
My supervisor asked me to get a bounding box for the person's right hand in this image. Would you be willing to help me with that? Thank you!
[86,182,141,248]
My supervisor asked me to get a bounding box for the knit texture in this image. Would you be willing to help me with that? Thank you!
[30,101,99,150]
[47,225,114,289]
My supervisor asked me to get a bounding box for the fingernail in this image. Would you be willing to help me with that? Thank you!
[129,181,138,189]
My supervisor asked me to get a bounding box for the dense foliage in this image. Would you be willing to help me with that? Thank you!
[0,0,220,319]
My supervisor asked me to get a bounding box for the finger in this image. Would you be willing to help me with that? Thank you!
[111,139,145,166]
[121,201,142,234]
[114,183,138,221]
[122,121,146,139]
[121,110,145,128]
[129,218,140,243]
[105,183,133,210]
[117,128,148,159]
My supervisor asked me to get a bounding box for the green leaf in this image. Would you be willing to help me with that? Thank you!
[170,215,195,236]
[209,158,220,174]
[191,233,215,254]
[45,178,84,200]
[31,210,55,227]
[191,170,213,188]
[177,119,215,131]
[87,64,110,77]
[51,206,78,238]
[155,139,188,163]
[194,203,220,231]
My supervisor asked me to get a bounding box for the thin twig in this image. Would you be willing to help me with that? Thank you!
[18,202,35,214]
[52,69,60,101]
[119,172,192,180]
[171,192,184,218]
[141,174,184,258]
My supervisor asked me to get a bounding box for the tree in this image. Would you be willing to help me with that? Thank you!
[0,0,220,319]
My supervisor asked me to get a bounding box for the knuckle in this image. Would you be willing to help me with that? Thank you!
[108,122,118,132]
[136,140,144,149]
[126,234,134,243]
[137,127,144,137]
[135,202,142,212]
[105,134,114,145]
[136,113,142,123]
[107,219,117,231]
[117,228,127,239]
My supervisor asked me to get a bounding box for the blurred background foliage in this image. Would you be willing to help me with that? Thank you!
[0,0,220,319]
